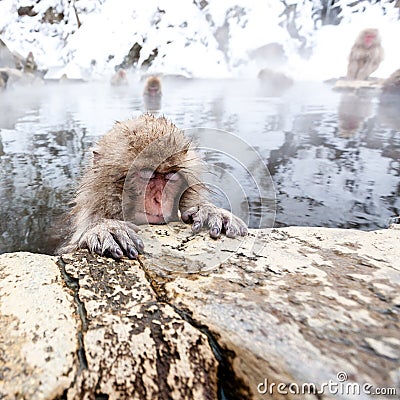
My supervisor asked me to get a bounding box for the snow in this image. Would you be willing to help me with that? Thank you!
[0,0,399,80]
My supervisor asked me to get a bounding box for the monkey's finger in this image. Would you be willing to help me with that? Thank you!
[208,214,223,239]
[234,217,249,236]
[224,222,239,238]
[99,231,123,259]
[126,245,139,259]
[81,233,102,255]
[181,207,199,224]
[112,229,140,259]
[240,226,248,236]
[189,213,205,233]
[125,229,145,253]
[126,221,140,233]
[224,217,248,238]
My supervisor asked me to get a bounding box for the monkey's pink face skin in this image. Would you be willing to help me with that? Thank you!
[364,33,376,48]
[134,169,183,225]
[147,86,160,95]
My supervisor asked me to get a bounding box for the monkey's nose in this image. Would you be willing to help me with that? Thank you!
[153,193,162,205]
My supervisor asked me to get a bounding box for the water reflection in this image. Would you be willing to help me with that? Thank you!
[0,79,399,254]
[337,92,373,138]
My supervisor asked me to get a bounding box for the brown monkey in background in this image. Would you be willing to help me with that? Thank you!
[60,114,248,259]
[257,68,293,96]
[347,28,384,80]
[24,51,38,74]
[380,69,400,96]
[143,76,162,111]
[143,76,162,96]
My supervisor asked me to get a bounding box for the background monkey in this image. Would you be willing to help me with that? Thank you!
[143,76,162,96]
[110,68,129,86]
[380,69,400,96]
[24,51,38,74]
[60,114,248,259]
[347,28,384,80]
[143,76,162,112]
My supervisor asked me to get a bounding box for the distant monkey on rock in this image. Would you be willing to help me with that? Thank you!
[60,114,248,259]
[380,69,400,96]
[347,28,384,80]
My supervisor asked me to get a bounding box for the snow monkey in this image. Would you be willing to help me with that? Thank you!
[381,69,400,96]
[143,76,162,96]
[60,114,248,259]
[347,28,384,80]
[110,68,129,86]
[143,76,162,111]
[24,51,37,74]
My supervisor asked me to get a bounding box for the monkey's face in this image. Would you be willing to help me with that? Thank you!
[130,168,185,225]
[364,33,376,48]
[144,78,161,96]
[147,84,160,95]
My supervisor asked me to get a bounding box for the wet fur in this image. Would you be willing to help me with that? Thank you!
[60,114,247,257]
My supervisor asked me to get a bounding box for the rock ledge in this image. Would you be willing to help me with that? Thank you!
[1,225,399,399]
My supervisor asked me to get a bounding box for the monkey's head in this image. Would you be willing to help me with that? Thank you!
[381,69,400,95]
[144,76,162,96]
[92,115,203,226]
[360,28,379,48]
[118,69,126,78]
[126,135,194,224]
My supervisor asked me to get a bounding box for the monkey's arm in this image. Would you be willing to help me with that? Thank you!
[360,47,384,79]
[181,203,248,239]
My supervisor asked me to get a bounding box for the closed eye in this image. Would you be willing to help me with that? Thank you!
[139,168,155,180]
[165,172,181,181]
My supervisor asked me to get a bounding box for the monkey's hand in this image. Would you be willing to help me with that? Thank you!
[181,204,248,239]
[78,219,144,259]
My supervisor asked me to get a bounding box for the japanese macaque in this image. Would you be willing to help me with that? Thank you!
[143,76,162,96]
[347,28,384,80]
[110,68,129,86]
[380,69,400,96]
[60,114,248,259]
[24,51,37,74]
[0,71,9,91]
[257,68,293,96]
[143,76,162,111]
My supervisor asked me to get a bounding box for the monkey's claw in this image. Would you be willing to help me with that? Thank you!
[78,219,144,259]
[181,203,248,239]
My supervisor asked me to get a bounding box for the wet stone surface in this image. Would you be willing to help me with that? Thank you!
[0,225,399,399]
[61,251,218,400]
